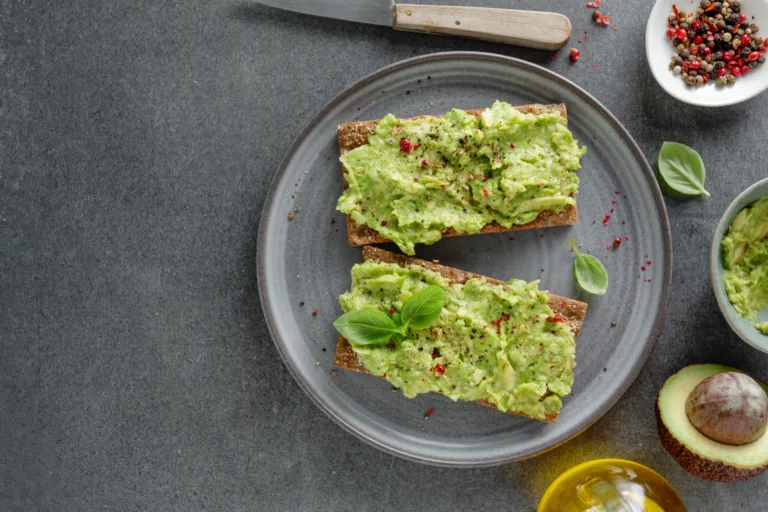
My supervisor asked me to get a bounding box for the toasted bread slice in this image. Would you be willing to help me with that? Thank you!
[333,246,588,423]
[338,104,578,247]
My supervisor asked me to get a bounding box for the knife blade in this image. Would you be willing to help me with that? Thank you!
[255,0,394,26]
[254,0,571,50]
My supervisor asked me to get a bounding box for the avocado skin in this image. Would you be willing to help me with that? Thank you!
[656,404,768,483]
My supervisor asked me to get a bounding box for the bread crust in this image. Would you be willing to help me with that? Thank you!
[332,246,588,423]
[337,104,578,247]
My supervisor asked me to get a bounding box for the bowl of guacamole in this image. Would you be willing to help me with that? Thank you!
[711,177,768,351]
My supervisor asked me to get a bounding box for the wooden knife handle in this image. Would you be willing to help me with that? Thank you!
[392,4,571,50]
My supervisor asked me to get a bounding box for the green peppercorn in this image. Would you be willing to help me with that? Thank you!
[717,76,728,85]
[723,32,733,42]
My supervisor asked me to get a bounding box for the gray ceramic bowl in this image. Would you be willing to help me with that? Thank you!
[711,177,768,352]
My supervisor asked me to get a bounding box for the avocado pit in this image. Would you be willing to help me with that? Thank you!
[686,372,768,445]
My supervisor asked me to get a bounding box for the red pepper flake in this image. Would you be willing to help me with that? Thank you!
[312,310,319,318]
[482,189,488,198]
[603,215,610,226]
[549,365,555,370]
[613,25,618,31]
[509,143,515,149]
[424,408,435,420]
[672,4,679,18]
[614,190,620,195]
[433,330,439,338]
[440,184,446,189]
[646,260,652,265]
[414,144,421,150]
[546,315,564,323]
[641,266,646,271]
[625,236,629,241]
[509,237,515,240]
[550,53,558,61]
[540,234,545,238]
[387,308,394,316]
[465,146,472,151]
[399,139,412,153]
[433,364,445,376]
[381,90,386,94]
[541,268,545,272]
[613,237,622,249]
[612,199,616,204]
[610,208,614,213]
[570,48,581,62]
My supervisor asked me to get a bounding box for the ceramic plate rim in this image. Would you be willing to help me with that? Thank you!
[256,51,673,467]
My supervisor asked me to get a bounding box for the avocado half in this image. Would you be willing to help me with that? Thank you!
[657,364,768,483]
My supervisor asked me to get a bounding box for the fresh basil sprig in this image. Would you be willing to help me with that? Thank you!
[657,141,710,197]
[570,239,609,296]
[333,285,446,346]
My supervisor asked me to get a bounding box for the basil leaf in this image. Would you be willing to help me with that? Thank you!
[570,239,609,295]
[400,285,446,330]
[333,308,401,346]
[657,141,710,197]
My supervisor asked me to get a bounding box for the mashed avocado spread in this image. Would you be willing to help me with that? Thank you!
[722,196,768,334]
[337,101,586,255]
[339,260,576,419]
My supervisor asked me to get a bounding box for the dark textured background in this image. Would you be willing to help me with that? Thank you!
[3,0,768,510]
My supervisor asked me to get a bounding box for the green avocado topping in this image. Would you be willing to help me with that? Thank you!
[722,196,768,334]
[337,101,586,255]
[338,260,576,420]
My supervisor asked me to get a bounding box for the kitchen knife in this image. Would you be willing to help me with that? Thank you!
[255,0,571,50]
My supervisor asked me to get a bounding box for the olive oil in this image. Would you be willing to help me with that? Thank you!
[538,459,687,512]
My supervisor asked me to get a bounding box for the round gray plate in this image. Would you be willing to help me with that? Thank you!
[257,52,671,467]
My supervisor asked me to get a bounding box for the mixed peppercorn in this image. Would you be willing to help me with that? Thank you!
[667,1,766,86]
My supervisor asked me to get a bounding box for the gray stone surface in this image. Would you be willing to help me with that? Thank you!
[2,0,768,509]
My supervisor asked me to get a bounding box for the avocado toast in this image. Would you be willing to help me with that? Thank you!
[337,102,585,255]
[333,246,587,423]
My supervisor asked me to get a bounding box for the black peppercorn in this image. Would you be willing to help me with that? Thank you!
[715,60,725,69]
[710,70,718,80]
[714,33,723,42]
[714,50,724,60]
[741,21,750,29]
[729,13,740,25]
[742,47,752,58]
[731,1,741,13]
[680,49,691,59]
[726,24,734,33]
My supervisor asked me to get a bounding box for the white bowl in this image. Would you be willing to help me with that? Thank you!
[646,0,768,106]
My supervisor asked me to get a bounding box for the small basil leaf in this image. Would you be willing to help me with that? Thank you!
[570,238,609,295]
[333,309,401,346]
[657,141,710,197]
[400,285,446,330]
